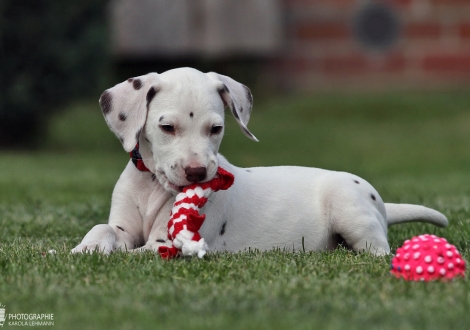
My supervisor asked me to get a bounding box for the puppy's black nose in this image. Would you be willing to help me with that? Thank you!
[184,166,207,183]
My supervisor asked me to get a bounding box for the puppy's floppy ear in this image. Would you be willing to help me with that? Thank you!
[206,72,258,142]
[99,73,161,152]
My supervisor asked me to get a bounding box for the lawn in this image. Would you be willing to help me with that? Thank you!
[1,91,470,329]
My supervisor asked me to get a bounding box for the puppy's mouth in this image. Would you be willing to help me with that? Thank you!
[156,167,218,194]
[156,170,188,194]
[168,181,185,193]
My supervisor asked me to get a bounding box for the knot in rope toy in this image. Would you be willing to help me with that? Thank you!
[158,167,234,259]
[391,234,465,281]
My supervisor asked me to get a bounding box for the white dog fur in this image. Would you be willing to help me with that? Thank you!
[71,67,448,256]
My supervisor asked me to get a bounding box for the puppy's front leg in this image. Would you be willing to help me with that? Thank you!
[72,164,146,254]
[133,196,175,253]
[71,224,117,254]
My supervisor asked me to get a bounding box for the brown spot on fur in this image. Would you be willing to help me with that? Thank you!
[133,79,142,90]
[99,90,112,115]
[146,87,157,108]
[243,85,253,106]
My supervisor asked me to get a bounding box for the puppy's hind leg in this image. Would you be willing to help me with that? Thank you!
[338,217,391,256]
[326,175,391,256]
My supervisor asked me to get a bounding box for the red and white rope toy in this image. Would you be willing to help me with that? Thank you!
[158,167,234,259]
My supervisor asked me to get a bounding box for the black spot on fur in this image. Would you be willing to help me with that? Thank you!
[152,174,156,181]
[190,112,194,118]
[246,169,252,173]
[146,86,158,108]
[156,239,165,243]
[354,180,360,184]
[243,85,253,106]
[371,194,376,201]
[240,107,243,113]
[133,79,142,90]
[100,90,113,115]
[119,136,124,144]
[119,112,127,121]
[116,226,125,232]
[159,115,164,122]
[127,78,134,83]
[145,137,150,143]
[220,222,227,236]
[223,241,227,247]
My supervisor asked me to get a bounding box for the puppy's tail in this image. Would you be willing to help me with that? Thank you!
[385,203,448,227]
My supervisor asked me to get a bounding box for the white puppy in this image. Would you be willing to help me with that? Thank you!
[72,67,447,256]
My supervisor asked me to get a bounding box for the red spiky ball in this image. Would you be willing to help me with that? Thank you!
[391,234,465,281]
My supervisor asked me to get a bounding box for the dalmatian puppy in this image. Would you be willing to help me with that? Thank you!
[71,67,448,256]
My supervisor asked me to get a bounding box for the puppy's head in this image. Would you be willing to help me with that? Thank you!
[99,67,257,194]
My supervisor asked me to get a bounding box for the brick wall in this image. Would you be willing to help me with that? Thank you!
[274,0,470,90]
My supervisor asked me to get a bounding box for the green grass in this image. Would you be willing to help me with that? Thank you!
[1,91,470,329]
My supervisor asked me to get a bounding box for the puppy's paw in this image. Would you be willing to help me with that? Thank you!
[134,239,173,253]
[71,242,114,255]
[71,224,117,255]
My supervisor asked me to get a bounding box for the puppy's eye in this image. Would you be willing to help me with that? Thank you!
[160,124,175,134]
[210,125,223,135]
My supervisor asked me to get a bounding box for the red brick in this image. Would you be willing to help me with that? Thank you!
[390,0,413,6]
[459,23,470,38]
[292,57,318,74]
[273,56,319,76]
[424,54,470,72]
[404,23,441,38]
[284,0,355,8]
[431,0,470,5]
[323,55,367,74]
[296,22,350,40]
[383,53,407,72]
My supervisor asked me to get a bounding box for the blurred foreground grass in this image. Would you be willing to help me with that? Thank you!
[1,91,470,329]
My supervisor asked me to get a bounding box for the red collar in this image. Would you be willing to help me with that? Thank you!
[130,144,150,172]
